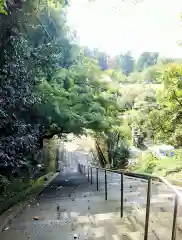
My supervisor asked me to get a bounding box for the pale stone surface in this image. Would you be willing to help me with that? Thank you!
[1,149,182,240]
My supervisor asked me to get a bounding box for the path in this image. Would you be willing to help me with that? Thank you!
[1,150,182,240]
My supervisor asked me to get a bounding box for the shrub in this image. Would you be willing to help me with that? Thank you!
[130,149,182,177]
[113,142,130,169]
[130,152,159,174]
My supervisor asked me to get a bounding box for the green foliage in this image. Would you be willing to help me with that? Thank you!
[43,137,60,173]
[96,122,131,169]
[84,47,109,70]
[104,69,126,83]
[115,51,135,76]
[130,150,182,178]
[136,52,159,72]
[146,63,182,147]
[0,0,124,179]
[127,72,143,83]
[0,0,6,14]
[129,152,159,174]
[0,174,9,193]
[37,58,120,137]
[0,173,49,214]
[141,65,163,83]
[112,141,130,169]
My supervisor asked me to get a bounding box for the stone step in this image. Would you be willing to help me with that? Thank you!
[37,196,173,218]
[122,230,171,240]
[86,212,182,240]
[130,208,182,232]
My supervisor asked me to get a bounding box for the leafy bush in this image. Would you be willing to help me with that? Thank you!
[130,150,182,177]
[113,142,130,169]
[0,174,48,214]
[129,152,159,174]
[0,174,9,193]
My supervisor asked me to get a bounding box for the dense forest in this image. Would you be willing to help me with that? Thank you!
[0,0,124,188]
[1,0,182,207]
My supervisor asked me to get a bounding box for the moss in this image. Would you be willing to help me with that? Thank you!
[0,173,51,214]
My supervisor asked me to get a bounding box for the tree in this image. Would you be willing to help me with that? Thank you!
[142,65,162,84]
[38,57,121,137]
[95,123,130,168]
[0,0,125,177]
[146,63,182,147]
[136,52,159,72]
[93,48,109,70]
[115,51,135,76]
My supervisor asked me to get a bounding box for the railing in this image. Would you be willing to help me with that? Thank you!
[78,164,182,240]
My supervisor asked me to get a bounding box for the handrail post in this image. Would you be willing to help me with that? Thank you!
[96,168,99,191]
[91,167,93,185]
[171,195,178,240]
[84,165,85,174]
[105,169,107,200]
[88,166,90,182]
[120,173,124,218]
[144,177,151,240]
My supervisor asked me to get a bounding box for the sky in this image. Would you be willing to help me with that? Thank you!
[67,0,182,59]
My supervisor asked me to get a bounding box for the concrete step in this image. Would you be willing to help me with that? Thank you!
[130,208,182,232]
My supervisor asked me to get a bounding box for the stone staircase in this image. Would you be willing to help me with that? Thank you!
[77,167,182,240]
[1,150,182,240]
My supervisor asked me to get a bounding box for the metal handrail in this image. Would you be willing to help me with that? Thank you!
[87,166,182,200]
[78,163,182,240]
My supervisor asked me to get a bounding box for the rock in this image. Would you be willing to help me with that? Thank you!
[33,216,40,220]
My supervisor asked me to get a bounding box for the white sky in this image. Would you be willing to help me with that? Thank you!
[67,0,182,58]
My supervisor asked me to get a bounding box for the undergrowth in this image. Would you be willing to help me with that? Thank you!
[128,150,182,179]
